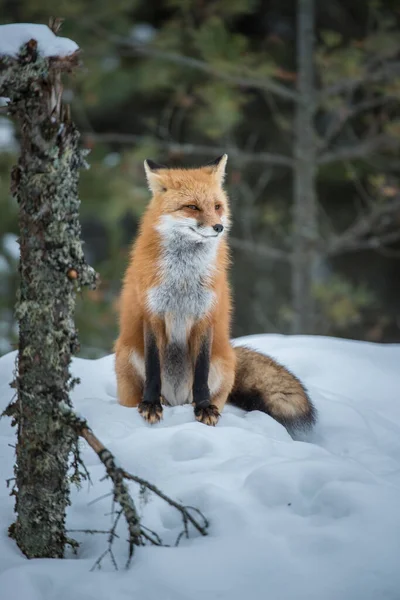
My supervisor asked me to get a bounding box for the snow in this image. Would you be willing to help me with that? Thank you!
[0,117,17,152]
[103,152,121,168]
[0,256,8,274]
[0,233,19,275]
[1,334,400,599]
[129,23,156,45]
[2,233,19,261]
[0,24,78,58]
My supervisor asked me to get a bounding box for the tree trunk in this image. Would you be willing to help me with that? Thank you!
[1,42,96,558]
[292,0,318,334]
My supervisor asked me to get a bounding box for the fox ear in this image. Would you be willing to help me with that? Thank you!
[145,159,167,171]
[144,159,167,193]
[205,154,228,185]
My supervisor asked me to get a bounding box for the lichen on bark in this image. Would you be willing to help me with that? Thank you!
[1,38,96,558]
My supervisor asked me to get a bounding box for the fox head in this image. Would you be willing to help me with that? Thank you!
[144,155,230,243]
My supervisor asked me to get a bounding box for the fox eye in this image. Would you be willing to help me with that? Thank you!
[215,204,221,210]
[185,205,199,211]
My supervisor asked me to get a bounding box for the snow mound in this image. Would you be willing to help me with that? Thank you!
[0,24,78,58]
[1,334,400,600]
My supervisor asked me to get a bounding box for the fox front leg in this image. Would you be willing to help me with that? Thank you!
[193,333,220,426]
[138,327,163,424]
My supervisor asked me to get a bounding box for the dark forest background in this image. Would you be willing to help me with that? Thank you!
[1,0,400,357]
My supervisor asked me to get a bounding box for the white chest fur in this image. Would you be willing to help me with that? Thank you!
[147,229,218,333]
[146,220,220,406]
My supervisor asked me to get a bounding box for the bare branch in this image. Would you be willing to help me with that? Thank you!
[344,161,375,212]
[79,426,142,567]
[84,132,294,168]
[318,61,400,103]
[329,230,400,254]
[319,96,399,150]
[120,471,209,546]
[318,134,400,165]
[327,197,400,256]
[229,237,291,262]
[90,510,123,571]
[62,409,208,569]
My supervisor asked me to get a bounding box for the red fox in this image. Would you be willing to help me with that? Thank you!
[114,155,316,433]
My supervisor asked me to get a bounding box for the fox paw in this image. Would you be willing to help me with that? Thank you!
[194,404,220,426]
[138,401,163,424]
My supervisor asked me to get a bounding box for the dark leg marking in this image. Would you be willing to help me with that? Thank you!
[192,333,211,410]
[192,332,220,425]
[138,327,163,424]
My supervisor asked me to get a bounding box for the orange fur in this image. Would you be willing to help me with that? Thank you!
[114,158,235,425]
[115,157,316,433]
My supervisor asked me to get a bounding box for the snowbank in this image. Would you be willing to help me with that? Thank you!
[1,334,400,600]
[0,24,78,58]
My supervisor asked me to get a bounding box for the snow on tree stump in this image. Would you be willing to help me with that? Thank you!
[0,20,97,558]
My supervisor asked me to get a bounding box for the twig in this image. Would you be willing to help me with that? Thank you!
[318,134,400,165]
[77,425,143,567]
[88,492,113,506]
[327,196,400,256]
[344,161,375,212]
[319,96,399,150]
[139,524,163,546]
[318,60,400,103]
[70,437,92,488]
[120,471,209,539]
[90,510,123,571]
[67,529,119,536]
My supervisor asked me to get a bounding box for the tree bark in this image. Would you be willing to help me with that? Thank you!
[292,0,318,334]
[1,41,96,558]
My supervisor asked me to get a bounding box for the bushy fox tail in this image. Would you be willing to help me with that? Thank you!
[228,346,317,435]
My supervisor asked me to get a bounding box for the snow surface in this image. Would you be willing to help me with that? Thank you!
[0,24,78,58]
[1,334,400,600]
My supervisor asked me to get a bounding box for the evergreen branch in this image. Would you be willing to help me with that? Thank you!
[230,237,291,262]
[318,134,400,165]
[114,39,299,102]
[318,61,400,103]
[83,132,294,168]
[62,409,208,569]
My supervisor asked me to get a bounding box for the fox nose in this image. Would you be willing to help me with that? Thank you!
[213,224,224,233]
